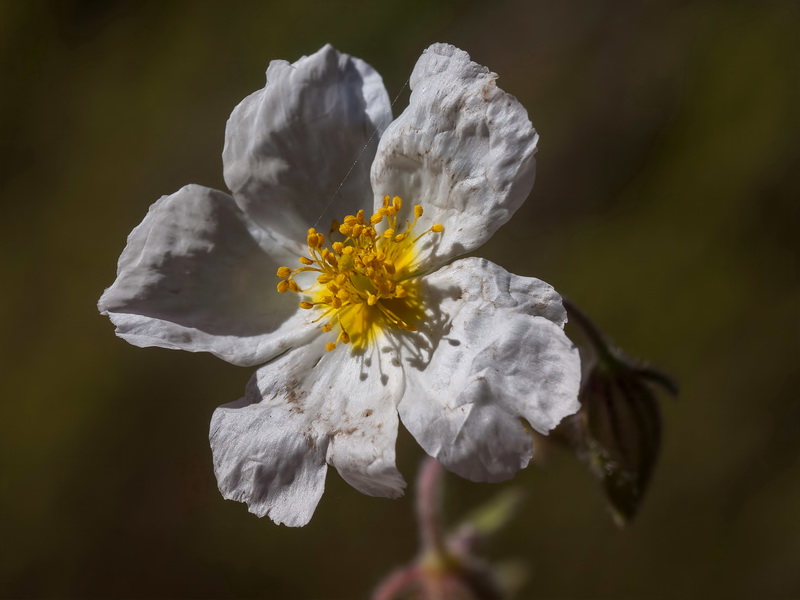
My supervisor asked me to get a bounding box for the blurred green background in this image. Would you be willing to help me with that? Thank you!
[1,0,798,598]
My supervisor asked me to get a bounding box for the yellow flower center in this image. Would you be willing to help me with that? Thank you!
[276,195,444,352]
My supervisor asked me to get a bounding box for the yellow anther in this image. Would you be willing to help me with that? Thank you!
[325,342,337,352]
[307,228,321,247]
[280,195,430,351]
[432,224,444,233]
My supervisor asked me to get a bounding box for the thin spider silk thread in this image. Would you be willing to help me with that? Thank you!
[313,78,410,229]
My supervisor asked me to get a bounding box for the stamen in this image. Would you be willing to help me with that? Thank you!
[276,196,443,351]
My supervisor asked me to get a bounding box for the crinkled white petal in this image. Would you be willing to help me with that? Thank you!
[210,340,406,525]
[98,185,321,367]
[223,44,392,252]
[370,43,539,272]
[398,257,581,482]
[210,392,327,527]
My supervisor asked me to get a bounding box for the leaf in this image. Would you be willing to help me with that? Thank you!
[457,488,525,539]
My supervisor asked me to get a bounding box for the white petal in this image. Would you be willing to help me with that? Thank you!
[98,185,320,367]
[398,258,581,482]
[210,392,327,527]
[223,44,392,252]
[210,340,406,525]
[370,43,539,272]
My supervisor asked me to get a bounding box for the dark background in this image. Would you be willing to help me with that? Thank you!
[2,0,798,598]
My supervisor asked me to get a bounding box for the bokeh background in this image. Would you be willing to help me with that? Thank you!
[2,0,798,598]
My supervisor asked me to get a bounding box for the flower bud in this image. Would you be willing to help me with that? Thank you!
[554,299,678,525]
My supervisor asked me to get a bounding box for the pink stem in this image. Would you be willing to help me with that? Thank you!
[417,455,447,557]
[371,565,421,600]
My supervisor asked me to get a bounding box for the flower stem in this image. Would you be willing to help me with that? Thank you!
[371,565,421,600]
[562,297,615,365]
[417,456,448,559]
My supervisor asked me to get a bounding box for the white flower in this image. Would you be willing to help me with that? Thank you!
[98,44,581,527]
